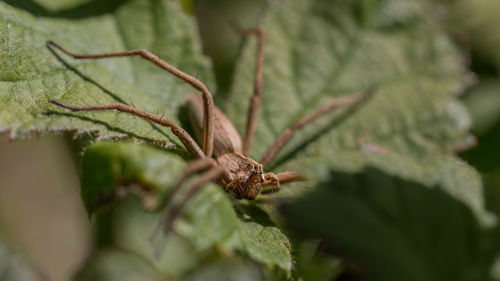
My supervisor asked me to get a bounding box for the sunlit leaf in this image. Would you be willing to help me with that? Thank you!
[0,0,212,143]
[227,0,470,167]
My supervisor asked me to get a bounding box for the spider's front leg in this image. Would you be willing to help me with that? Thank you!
[261,173,280,194]
[261,171,304,194]
[49,100,206,159]
[47,40,216,158]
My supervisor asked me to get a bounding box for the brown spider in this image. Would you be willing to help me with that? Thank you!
[47,27,367,232]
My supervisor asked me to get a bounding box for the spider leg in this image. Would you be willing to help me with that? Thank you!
[239,27,265,155]
[161,164,227,233]
[260,172,280,194]
[260,171,305,194]
[275,171,304,184]
[47,41,215,158]
[149,159,229,256]
[259,90,373,167]
[161,158,227,211]
[49,100,206,159]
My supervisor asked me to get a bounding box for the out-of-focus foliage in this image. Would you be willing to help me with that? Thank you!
[74,248,163,281]
[0,236,45,281]
[441,0,500,70]
[440,0,500,175]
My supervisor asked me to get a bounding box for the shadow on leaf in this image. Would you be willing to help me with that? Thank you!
[282,167,496,281]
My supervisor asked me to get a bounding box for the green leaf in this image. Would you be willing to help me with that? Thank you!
[80,141,185,214]
[233,203,293,273]
[226,0,470,167]
[81,142,238,247]
[81,142,292,274]
[296,149,495,226]
[223,0,493,239]
[0,0,486,277]
[0,0,294,273]
[283,166,497,281]
[0,236,45,281]
[0,0,213,143]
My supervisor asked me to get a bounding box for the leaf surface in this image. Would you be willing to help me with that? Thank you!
[0,0,212,144]
[225,0,491,224]
[0,0,293,273]
[81,142,292,273]
[227,0,470,166]
[0,0,491,277]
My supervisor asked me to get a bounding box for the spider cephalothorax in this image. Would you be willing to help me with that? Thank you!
[217,152,266,199]
[47,27,366,233]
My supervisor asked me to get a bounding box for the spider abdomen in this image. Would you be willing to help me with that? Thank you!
[186,93,242,157]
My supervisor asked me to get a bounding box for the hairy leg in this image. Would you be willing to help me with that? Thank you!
[260,172,280,194]
[149,159,228,256]
[160,165,227,233]
[259,91,372,167]
[49,100,206,159]
[240,27,265,156]
[275,171,304,184]
[47,41,215,158]
[260,171,304,195]
[162,158,230,210]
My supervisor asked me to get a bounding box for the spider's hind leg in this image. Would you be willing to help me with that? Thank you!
[149,158,229,256]
[239,27,266,156]
[259,90,372,167]
[154,158,230,235]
